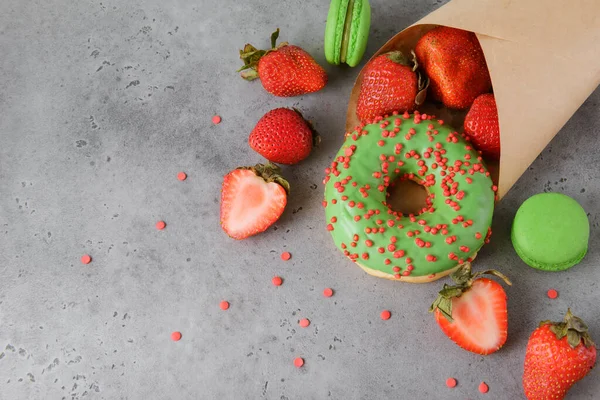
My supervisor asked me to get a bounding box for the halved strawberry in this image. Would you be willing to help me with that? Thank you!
[220,163,289,240]
[430,263,512,355]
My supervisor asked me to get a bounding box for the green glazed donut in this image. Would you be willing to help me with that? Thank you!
[323,112,496,283]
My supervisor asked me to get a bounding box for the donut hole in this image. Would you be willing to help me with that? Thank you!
[387,177,429,216]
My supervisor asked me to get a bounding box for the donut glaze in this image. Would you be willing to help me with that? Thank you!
[323,112,495,283]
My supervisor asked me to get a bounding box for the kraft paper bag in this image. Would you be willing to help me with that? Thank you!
[346,0,600,199]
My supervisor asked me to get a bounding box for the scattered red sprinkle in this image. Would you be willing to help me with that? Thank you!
[478,382,489,394]
[281,252,291,261]
[299,318,310,328]
[80,254,92,264]
[156,220,166,230]
[272,276,283,286]
[212,115,221,124]
[171,331,182,341]
[446,377,457,388]
[177,171,187,181]
[294,357,304,368]
[219,300,230,310]
[547,289,558,299]
[323,288,334,297]
[380,310,391,320]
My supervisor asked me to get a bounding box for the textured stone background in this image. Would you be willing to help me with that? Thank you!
[1,0,598,399]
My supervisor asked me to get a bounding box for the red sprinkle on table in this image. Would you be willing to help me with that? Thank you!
[446,377,457,388]
[171,331,182,341]
[323,288,334,297]
[272,276,283,286]
[156,220,166,230]
[479,382,489,394]
[281,252,291,261]
[177,172,187,181]
[547,289,558,299]
[81,254,92,264]
[299,318,310,328]
[294,357,304,368]
[212,115,221,124]
[219,300,230,310]
[380,310,391,320]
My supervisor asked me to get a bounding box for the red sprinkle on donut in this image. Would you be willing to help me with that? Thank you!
[177,172,187,181]
[220,300,230,310]
[323,288,334,297]
[392,266,401,272]
[294,357,304,368]
[299,318,310,328]
[380,310,391,320]
[446,377,457,388]
[272,276,283,286]
[478,382,489,394]
[547,289,558,299]
[281,252,292,261]
[171,331,182,341]
[81,254,92,264]
[326,224,334,231]
[156,220,166,230]
[365,240,373,247]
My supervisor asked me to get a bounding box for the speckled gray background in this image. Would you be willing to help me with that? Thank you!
[1,0,599,399]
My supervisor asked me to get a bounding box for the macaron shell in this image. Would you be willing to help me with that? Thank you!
[511,193,589,271]
[324,0,349,65]
[345,0,371,67]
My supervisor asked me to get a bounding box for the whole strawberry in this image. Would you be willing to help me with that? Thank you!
[523,309,596,400]
[220,163,289,240]
[249,108,319,165]
[356,51,428,123]
[464,93,500,159]
[415,26,492,109]
[430,263,511,355]
[238,29,327,97]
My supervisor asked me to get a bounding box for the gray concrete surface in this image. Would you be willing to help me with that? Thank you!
[1,0,599,399]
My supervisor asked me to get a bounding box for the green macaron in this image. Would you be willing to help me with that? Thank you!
[324,0,371,67]
[511,193,589,271]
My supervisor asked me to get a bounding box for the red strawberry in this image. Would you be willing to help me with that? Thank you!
[430,263,511,355]
[523,309,596,400]
[238,29,327,97]
[415,26,492,109]
[220,163,289,240]
[249,108,319,165]
[463,93,500,159]
[356,51,428,122]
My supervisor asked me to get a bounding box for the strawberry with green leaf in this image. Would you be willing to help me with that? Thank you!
[430,263,511,355]
[523,309,596,400]
[238,29,327,97]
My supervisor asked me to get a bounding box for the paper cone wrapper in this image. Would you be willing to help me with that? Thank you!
[346,0,600,199]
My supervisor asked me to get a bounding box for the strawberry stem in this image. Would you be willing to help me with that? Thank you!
[238,162,290,195]
[270,28,279,49]
[292,108,321,148]
[237,29,288,80]
[541,309,595,349]
[430,262,511,323]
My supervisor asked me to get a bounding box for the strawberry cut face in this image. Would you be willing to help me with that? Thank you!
[220,168,287,240]
[433,275,509,355]
[445,278,507,352]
